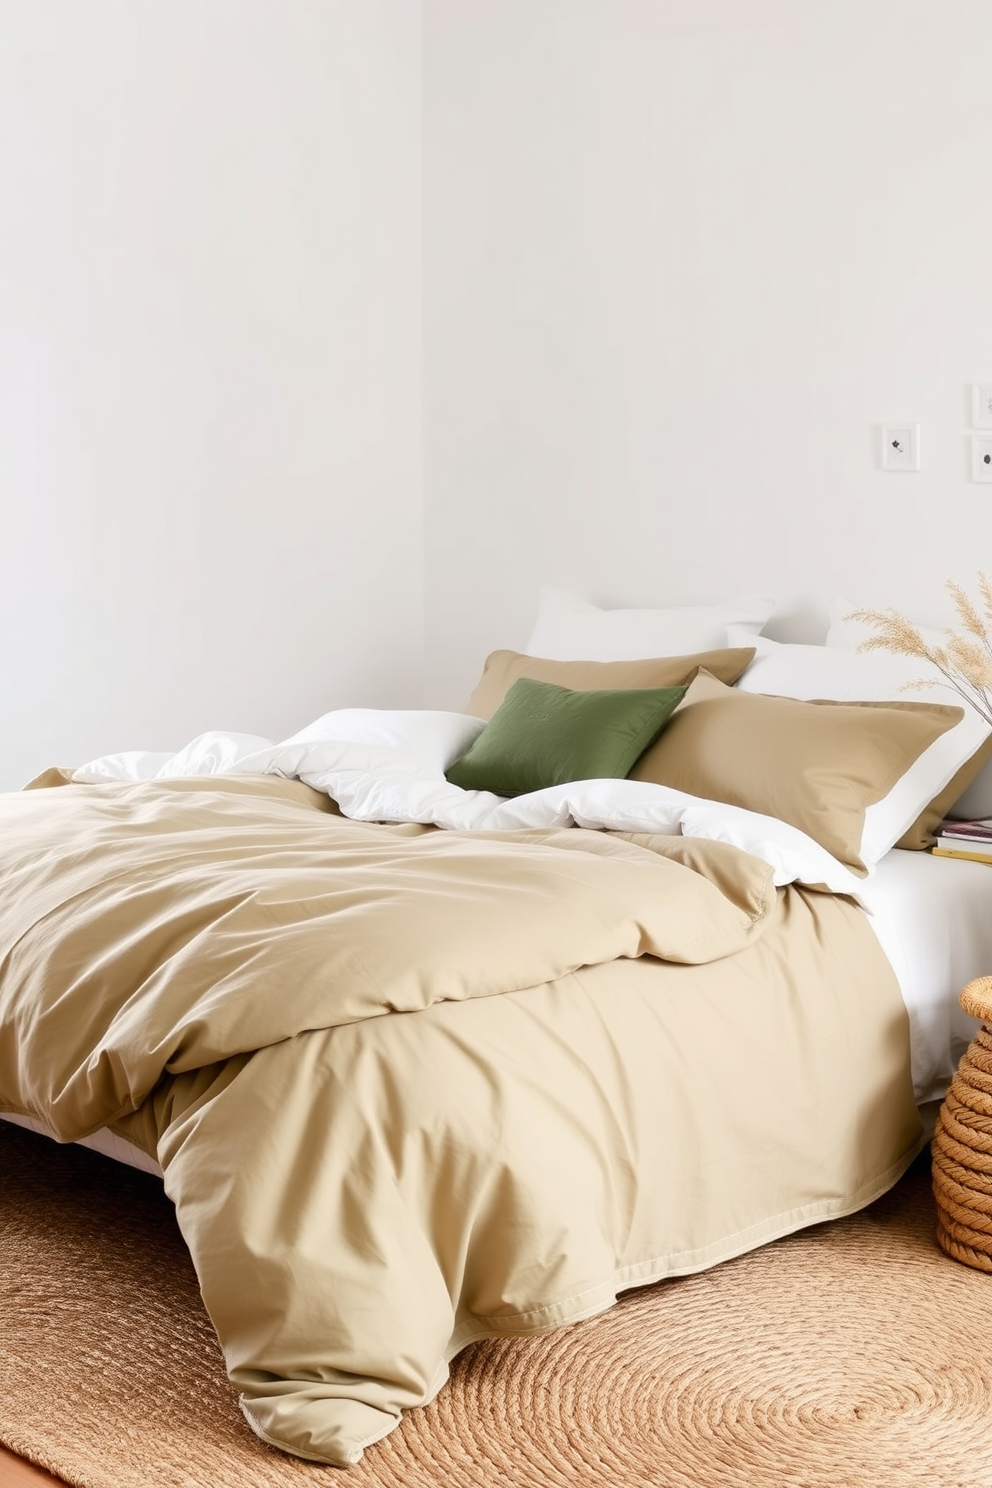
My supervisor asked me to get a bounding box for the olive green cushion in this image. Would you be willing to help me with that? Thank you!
[446,677,687,798]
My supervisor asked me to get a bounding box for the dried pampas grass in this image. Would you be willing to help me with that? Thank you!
[848,572,992,729]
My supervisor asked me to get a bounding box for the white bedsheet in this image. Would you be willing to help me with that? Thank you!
[859,846,989,1105]
[4,846,988,1177]
[1,1111,163,1174]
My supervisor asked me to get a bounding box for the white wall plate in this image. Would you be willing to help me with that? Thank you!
[971,435,992,482]
[880,423,921,471]
[972,384,992,429]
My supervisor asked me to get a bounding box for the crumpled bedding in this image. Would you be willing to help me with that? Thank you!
[64,707,871,897]
[0,771,923,1466]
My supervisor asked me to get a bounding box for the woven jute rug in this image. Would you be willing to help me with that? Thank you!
[2,1122,991,1488]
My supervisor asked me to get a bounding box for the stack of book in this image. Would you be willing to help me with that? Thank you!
[932,817,992,863]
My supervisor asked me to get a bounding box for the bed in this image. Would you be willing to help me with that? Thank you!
[2,590,991,1469]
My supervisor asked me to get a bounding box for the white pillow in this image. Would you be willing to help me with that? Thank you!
[280,709,486,770]
[727,628,991,869]
[825,598,992,820]
[526,586,777,662]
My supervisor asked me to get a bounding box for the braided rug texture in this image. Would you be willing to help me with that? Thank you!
[1,1122,991,1488]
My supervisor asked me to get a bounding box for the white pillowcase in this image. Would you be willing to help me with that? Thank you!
[280,709,486,770]
[826,598,992,821]
[727,627,991,868]
[525,586,777,662]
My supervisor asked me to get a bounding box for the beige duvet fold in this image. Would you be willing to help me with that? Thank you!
[0,775,774,1140]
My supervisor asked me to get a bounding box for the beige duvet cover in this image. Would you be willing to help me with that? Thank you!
[0,774,922,1466]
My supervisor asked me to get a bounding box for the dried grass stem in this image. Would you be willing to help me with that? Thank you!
[849,574,992,730]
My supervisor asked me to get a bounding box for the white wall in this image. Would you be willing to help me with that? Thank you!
[0,0,422,789]
[423,0,992,707]
[6,2,992,771]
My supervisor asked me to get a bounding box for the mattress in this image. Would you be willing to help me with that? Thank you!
[4,843,987,1179]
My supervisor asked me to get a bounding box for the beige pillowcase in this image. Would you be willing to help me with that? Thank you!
[896,733,992,849]
[629,670,964,874]
[464,647,757,721]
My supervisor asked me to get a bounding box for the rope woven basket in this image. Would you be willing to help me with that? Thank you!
[932,974,992,1272]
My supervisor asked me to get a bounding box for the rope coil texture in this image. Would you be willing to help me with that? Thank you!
[932,974,992,1273]
[4,1116,992,1486]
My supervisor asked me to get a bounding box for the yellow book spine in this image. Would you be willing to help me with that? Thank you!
[932,845,992,864]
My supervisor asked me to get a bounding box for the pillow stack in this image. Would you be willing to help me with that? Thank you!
[454,588,765,802]
[451,585,990,878]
